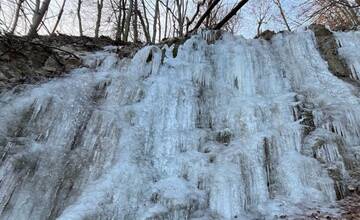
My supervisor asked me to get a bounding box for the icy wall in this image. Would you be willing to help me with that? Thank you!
[0,30,360,220]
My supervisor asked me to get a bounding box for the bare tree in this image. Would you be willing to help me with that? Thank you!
[273,0,291,31]
[152,0,160,42]
[52,0,67,34]
[186,0,205,34]
[137,7,151,42]
[251,0,272,36]
[133,0,139,41]
[33,0,41,24]
[157,4,161,41]
[0,0,248,41]
[175,0,186,36]
[191,0,221,32]
[297,0,359,30]
[10,0,25,34]
[215,0,249,30]
[28,0,52,37]
[95,0,105,38]
[140,0,150,41]
[113,0,122,41]
[124,0,133,41]
[77,0,84,36]
[164,0,170,37]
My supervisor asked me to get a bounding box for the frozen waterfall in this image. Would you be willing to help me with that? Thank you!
[0,29,360,220]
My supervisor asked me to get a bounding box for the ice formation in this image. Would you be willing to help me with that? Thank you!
[0,29,360,220]
[335,31,360,80]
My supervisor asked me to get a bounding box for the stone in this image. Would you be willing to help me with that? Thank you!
[310,24,352,79]
[215,128,233,145]
[348,185,356,192]
[258,30,276,41]
[64,57,82,72]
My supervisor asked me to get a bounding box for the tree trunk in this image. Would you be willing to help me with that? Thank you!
[175,0,183,36]
[10,0,25,34]
[115,0,123,41]
[164,0,169,38]
[186,0,205,34]
[77,0,83,36]
[257,21,262,37]
[152,0,159,43]
[33,0,41,24]
[52,0,67,34]
[123,0,134,42]
[95,0,104,38]
[141,0,149,31]
[273,0,291,31]
[137,10,151,42]
[28,0,52,37]
[121,0,127,39]
[215,0,249,30]
[133,0,139,42]
[205,0,213,28]
[191,0,220,32]
[342,3,359,25]
[158,8,161,41]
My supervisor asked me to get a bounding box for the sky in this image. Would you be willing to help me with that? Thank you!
[239,0,306,37]
[0,0,307,39]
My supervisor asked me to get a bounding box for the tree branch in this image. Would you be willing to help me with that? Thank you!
[215,0,249,30]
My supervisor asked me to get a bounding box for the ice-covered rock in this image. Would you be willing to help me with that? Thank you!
[0,29,360,220]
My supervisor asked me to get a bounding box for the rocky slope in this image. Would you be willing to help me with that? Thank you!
[0,34,140,91]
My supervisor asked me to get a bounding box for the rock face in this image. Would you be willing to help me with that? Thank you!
[311,25,351,78]
[0,35,135,91]
[0,29,360,220]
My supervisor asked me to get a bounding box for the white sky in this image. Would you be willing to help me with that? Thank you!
[0,0,307,39]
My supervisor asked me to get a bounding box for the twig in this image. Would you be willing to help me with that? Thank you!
[37,44,80,59]
[190,0,221,33]
[215,0,250,30]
